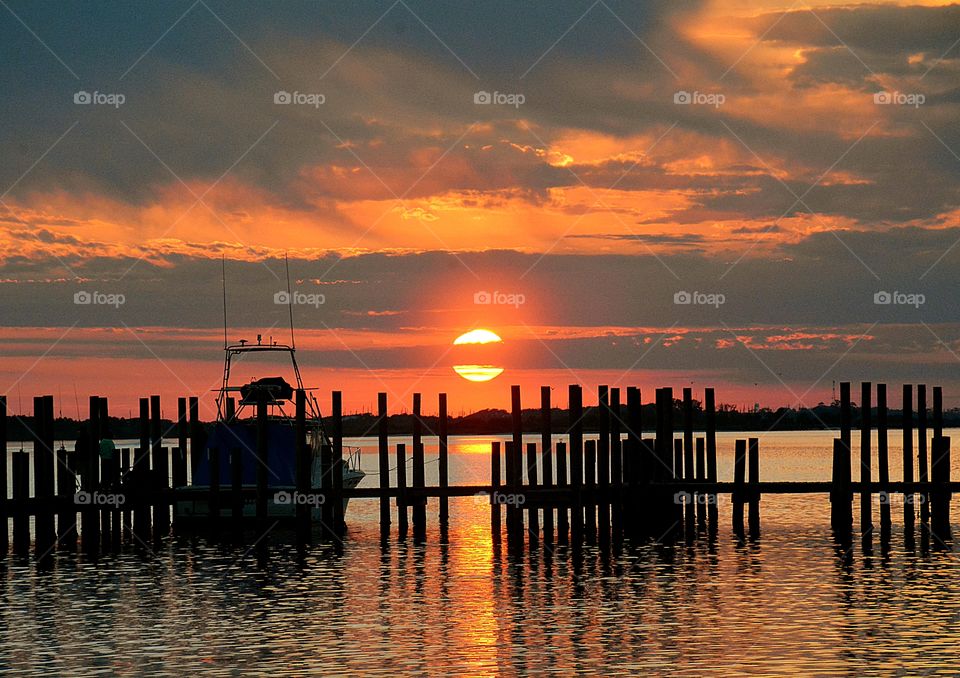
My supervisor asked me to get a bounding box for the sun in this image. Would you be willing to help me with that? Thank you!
[453,329,504,382]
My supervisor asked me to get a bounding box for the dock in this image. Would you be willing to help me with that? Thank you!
[0,381,952,559]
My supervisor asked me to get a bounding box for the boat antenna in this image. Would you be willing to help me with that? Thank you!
[285,252,296,350]
[221,254,228,350]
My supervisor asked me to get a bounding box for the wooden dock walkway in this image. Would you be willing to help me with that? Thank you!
[0,381,952,558]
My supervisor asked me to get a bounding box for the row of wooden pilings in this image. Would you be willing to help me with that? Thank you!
[830,382,951,548]
[0,394,206,557]
[489,384,759,550]
[0,380,952,558]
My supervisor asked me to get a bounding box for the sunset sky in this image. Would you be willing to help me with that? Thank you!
[1,0,959,418]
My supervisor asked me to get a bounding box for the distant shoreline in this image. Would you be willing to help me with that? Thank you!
[5,403,958,441]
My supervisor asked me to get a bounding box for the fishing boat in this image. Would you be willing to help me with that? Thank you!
[174,335,365,526]
[174,259,365,527]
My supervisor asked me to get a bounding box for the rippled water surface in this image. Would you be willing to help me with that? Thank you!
[4,429,960,676]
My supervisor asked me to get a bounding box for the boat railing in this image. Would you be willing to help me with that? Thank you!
[344,445,363,473]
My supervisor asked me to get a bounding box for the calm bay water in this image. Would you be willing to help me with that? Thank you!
[3,429,960,675]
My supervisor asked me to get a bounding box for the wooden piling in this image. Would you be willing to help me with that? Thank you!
[255,399,269,533]
[931,435,951,543]
[439,393,449,524]
[320,439,333,539]
[295,389,309,541]
[490,441,501,539]
[82,396,101,552]
[175,397,188,489]
[597,385,610,539]
[332,391,344,537]
[150,395,169,538]
[933,386,943,439]
[540,386,553,542]
[682,387,694,496]
[705,388,718,529]
[673,437,684,531]
[510,386,523,539]
[831,438,852,535]
[188,396,200,476]
[902,385,915,533]
[625,386,641,535]
[12,451,29,553]
[33,396,56,554]
[378,393,390,533]
[748,437,760,539]
[411,393,426,541]
[57,425,76,547]
[526,441,539,542]
[860,382,872,535]
[877,384,891,532]
[840,382,851,448]
[584,439,596,542]
[918,385,929,523]
[696,437,706,531]
[396,442,408,538]
[133,397,150,542]
[0,396,6,555]
[673,439,683,481]
[568,384,584,543]
[610,388,622,487]
[732,439,746,538]
[556,441,568,544]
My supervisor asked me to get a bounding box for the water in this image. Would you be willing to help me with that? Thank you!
[3,429,960,675]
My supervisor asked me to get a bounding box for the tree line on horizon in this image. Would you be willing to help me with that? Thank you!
[5,398,958,442]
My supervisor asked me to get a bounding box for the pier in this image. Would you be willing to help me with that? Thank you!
[0,381,952,558]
